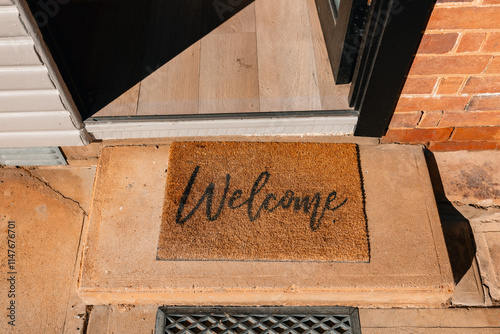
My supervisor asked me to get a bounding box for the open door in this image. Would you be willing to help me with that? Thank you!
[315,0,369,84]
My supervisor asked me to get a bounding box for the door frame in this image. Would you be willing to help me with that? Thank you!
[349,0,436,137]
[315,0,369,84]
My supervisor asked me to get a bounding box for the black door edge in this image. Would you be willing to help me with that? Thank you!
[351,0,436,137]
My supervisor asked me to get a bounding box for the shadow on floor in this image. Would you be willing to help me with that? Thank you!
[27,0,254,119]
[425,149,477,286]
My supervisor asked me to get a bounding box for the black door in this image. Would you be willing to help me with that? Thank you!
[315,0,369,84]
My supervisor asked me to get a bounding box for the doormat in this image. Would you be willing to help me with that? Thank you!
[157,141,369,262]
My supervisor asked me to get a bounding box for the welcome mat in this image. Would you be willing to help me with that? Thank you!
[158,142,369,262]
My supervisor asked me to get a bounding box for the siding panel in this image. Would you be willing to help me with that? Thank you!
[0,6,27,37]
[0,1,88,148]
[0,66,53,90]
[0,111,76,131]
[0,90,65,112]
[0,129,88,147]
[0,37,40,65]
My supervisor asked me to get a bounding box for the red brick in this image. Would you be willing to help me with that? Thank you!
[428,7,500,30]
[483,33,500,53]
[463,76,500,94]
[437,77,466,94]
[381,128,454,143]
[437,0,473,3]
[417,33,458,54]
[468,95,500,111]
[482,0,500,4]
[485,56,500,74]
[388,112,423,128]
[452,126,500,141]
[440,111,500,127]
[401,77,438,95]
[428,141,498,151]
[409,55,491,76]
[395,96,469,112]
[418,111,444,128]
[457,33,487,53]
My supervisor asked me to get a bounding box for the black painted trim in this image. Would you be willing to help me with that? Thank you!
[315,0,368,84]
[352,0,436,137]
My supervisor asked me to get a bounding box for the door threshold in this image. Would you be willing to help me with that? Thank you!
[84,110,358,140]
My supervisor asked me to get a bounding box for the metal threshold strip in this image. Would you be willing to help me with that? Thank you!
[155,307,361,334]
[85,110,358,122]
[84,110,359,140]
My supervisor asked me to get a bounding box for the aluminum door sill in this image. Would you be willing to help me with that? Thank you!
[84,110,359,140]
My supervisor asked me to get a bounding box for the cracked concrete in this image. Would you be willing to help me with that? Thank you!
[447,205,500,305]
[470,213,500,304]
[23,167,97,215]
[432,150,500,305]
[0,166,95,333]
[440,201,500,305]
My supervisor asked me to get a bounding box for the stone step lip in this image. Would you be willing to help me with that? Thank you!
[78,143,454,307]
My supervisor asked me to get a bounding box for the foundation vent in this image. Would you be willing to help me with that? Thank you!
[155,307,361,334]
[0,147,67,166]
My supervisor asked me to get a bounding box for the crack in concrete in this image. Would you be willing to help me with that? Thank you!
[81,305,93,334]
[482,283,496,305]
[62,214,88,334]
[451,201,500,211]
[69,156,99,161]
[467,203,500,210]
[19,167,88,216]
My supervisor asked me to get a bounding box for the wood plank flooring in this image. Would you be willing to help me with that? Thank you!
[256,0,321,112]
[137,42,201,116]
[93,0,350,117]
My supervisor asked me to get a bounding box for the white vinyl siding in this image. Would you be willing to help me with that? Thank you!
[0,111,75,131]
[0,37,41,65]
[0,90,65,112]
[0,130,88,147]
[0,66,53,90]
[0,6,27,37]
[0,1,89,147]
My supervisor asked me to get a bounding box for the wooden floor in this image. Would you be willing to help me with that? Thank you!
[93,0,351,117]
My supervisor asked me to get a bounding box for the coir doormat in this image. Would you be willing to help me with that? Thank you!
[157,142,369,262]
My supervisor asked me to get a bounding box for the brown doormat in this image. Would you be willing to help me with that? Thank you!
[158,142,369,262]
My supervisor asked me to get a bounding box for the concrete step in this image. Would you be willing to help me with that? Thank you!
[86,305,500,333]
[78,142,454,307]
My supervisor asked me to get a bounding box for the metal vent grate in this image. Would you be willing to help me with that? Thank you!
[0,147,67,166]
[155,307,361,334]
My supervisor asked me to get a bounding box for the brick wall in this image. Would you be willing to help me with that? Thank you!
[382,0,500,151]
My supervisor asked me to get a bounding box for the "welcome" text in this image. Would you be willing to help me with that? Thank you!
[175,166,348,231]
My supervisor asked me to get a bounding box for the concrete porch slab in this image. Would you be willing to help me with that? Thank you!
[0,167,92,333]
[78,143,454,307]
